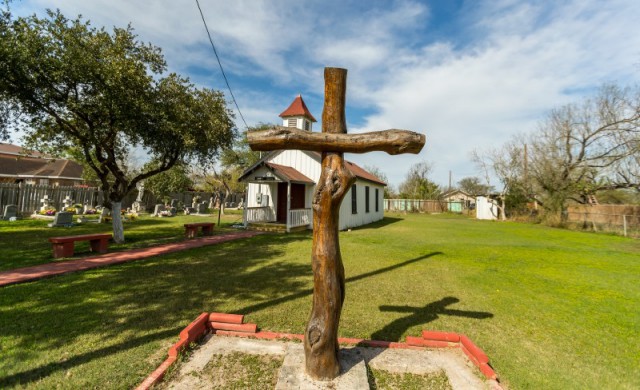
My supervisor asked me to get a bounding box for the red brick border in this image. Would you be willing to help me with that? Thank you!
[136,312,501,389]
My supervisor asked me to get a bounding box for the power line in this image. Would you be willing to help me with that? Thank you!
[195,0,249,129]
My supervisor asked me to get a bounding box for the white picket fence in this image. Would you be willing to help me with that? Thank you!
[244,206,275,224]
[289,208,312,229]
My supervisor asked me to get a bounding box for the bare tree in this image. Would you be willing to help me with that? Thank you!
[472,138,525,220]
[527,84,640,220]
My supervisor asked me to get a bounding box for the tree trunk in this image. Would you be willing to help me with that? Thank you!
[111,201,125,243]
[304,152,355,379]
[500,195,507,221]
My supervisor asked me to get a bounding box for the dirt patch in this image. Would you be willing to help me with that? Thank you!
[369,368,452,390]
[204,352,283,389]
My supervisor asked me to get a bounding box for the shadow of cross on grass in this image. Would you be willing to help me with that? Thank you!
[371,297,493,342]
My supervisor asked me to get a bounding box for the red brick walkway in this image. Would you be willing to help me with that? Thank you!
[0,231,262,287]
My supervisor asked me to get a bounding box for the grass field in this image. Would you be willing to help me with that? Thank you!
[0,213,638,389]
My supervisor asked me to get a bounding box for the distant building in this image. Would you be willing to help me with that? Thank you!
[238,95,386,232]
[0,143,84,186]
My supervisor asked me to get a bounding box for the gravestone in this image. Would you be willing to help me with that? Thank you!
[248,67,424,380]
[208,196,215,209]
[153,204,166,216]
[63,195,74,209]
[195,202,207,215]
[133,181,146,213]
[39,195,52,212]
[169,207,177,216]
[97,208,110,224]
[47,212,74,227]
[2,204,17,220]
[170,199,179,208]
[83,201,93,214]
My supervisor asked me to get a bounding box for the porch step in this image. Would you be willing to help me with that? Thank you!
[247,223,287,233]
[246,223,310,233]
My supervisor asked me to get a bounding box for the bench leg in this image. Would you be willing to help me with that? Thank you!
[201,225,214,236]
[90,238,109,253]
[185,227,197,239]
[52,242,74,258]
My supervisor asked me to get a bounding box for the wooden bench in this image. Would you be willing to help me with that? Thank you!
[184,222,215,239]
[48,233,112,258]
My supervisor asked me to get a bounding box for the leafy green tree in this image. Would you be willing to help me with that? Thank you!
[0,9,236,242]
[195,124,269,214]
[144,162,193,202]
[398,161,441,199]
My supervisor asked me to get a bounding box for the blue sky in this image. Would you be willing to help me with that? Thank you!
[8,0,640,189]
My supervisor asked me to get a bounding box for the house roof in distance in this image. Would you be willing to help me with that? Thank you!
[345,160,387,186]
[0,143,83,180]
[238,150,387,186]
[0,143,46,158]
[279,94,317,122]
[265,163,315,184]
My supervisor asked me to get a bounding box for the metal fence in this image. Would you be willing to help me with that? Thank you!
[383,199,448,213]
[0,183,243,215]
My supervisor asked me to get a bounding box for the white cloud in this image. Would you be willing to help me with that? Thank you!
[352,0,640,187]
[10,0,640,189]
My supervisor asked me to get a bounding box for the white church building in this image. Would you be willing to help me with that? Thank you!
[239,95,386,232]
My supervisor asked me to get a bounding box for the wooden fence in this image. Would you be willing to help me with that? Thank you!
[566,204,640,237]
[0,183,243,215]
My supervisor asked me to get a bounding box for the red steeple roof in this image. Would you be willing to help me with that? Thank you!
[279,94,317,122]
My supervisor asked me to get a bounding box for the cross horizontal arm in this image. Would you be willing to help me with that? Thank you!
[247,126,426,155]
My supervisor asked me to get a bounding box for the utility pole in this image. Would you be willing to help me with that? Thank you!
[523,144,528,182]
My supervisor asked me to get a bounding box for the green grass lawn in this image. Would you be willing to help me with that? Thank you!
[0,211,245,271]
[0,213,638,389]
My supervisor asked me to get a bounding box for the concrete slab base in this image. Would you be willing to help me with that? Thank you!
[275,345,370,390]
[165,335,491,390]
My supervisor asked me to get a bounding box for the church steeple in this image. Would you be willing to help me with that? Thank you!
[279,94,316,131]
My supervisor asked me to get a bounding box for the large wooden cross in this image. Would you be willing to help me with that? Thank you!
[248,67,425,380]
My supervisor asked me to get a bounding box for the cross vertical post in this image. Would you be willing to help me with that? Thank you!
[247,67,425,380]
[304,68,354,378]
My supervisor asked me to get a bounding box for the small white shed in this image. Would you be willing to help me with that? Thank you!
[476,196,498,220]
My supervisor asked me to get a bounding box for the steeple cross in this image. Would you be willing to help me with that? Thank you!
[248,67,425,380]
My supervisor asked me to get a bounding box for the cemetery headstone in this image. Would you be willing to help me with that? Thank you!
[208,196,215,209]
[248,67,424,380]
[47,211,74,227]
[2,204,17,220]
[63,195,74,209]
[169,207,177,216]
[196,202,207,214]
[153,204,165,216]
[97,208,110,224]
[170,199,179,208]
[39,195,52,212]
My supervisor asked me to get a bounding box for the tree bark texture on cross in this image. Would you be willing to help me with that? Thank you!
[247,67,425,380]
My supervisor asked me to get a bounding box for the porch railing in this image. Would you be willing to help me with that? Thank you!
[244,206,275,224]
[288,208,312,229]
